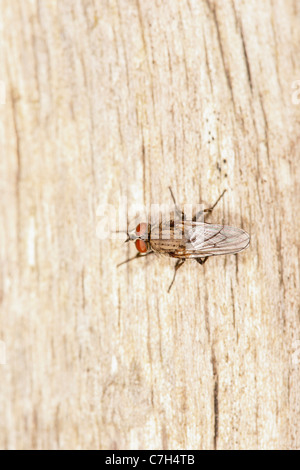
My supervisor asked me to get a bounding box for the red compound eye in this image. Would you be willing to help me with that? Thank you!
[135,239,148,253]
[135,223,148,236]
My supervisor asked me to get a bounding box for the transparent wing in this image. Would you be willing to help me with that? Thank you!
[173,221,250,258]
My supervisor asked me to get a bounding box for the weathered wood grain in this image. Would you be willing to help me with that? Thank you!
[0,0,299,449]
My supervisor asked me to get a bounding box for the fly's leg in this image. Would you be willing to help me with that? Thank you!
[205,189,227,213]
[117,251,154,268]
[168,259,185,293]
[196,256,209,265]
[193,189,227,221]
[169,186,185,221]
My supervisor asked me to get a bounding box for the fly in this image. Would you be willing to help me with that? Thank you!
[117,188,250,292]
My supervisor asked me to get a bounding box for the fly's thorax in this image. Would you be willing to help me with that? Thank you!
[149,220,188,254]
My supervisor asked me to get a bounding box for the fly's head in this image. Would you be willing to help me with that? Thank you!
[126,222,151,254]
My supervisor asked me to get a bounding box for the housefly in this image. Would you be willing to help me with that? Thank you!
[117,188,250,292]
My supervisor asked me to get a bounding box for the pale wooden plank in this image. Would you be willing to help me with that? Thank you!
[0,0,299,449]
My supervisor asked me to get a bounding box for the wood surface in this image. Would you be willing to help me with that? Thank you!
[0,0,299,450]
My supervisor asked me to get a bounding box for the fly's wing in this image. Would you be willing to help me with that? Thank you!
[172,221,250,258]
